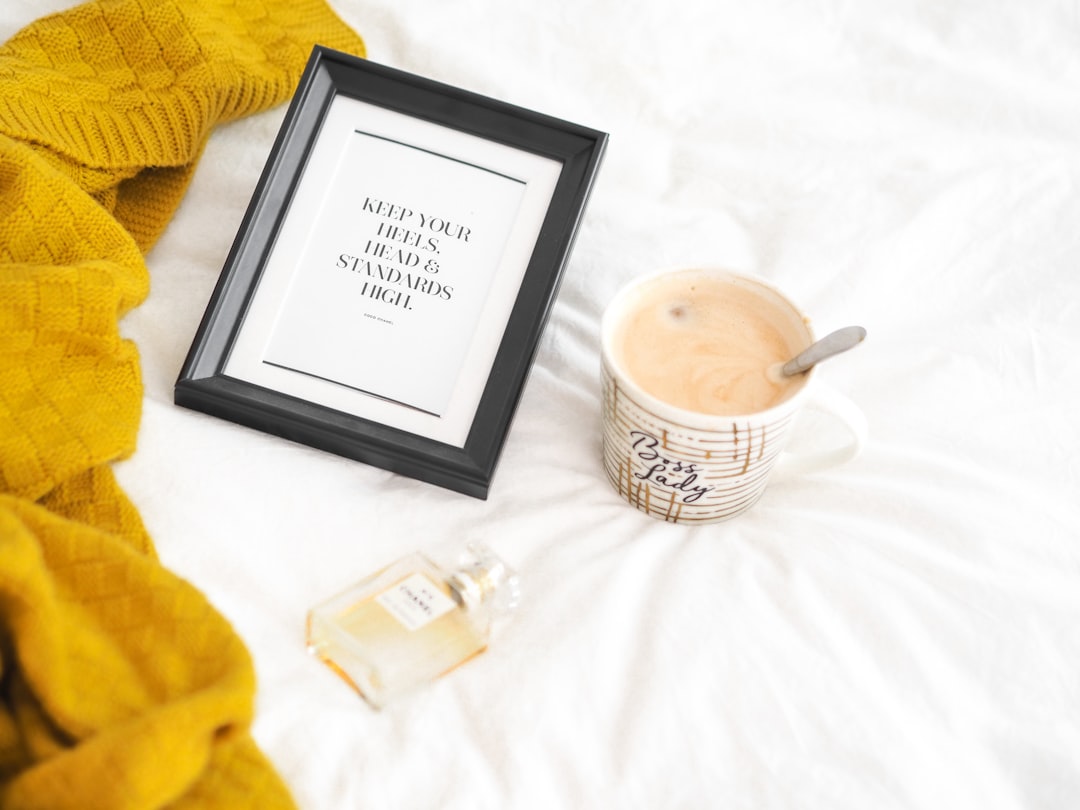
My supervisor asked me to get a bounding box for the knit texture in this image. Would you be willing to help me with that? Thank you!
[0,1,364,807]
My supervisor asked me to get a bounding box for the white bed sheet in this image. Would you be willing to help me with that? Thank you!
[5,1,1080,808]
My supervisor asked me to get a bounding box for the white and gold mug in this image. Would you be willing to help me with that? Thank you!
[600,268,866,524]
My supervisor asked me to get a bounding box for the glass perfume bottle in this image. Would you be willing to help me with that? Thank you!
[306,543,520,708]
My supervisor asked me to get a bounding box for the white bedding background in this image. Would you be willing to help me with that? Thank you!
[5,1,1080,808]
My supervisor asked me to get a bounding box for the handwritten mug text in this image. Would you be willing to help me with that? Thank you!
[629,431,714,503]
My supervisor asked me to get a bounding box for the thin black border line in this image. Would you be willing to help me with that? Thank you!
[262,360,441,417]
[353,128,527,185]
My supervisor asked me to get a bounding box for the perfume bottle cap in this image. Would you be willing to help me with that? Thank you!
[451,542,521,619]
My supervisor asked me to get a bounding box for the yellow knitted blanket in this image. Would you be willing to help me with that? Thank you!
[0,1,363,807]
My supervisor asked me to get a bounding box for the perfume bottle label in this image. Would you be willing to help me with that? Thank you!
[376,573,457,631]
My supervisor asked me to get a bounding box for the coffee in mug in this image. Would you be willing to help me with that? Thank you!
[611,270,808,416]
[601,268,865,523]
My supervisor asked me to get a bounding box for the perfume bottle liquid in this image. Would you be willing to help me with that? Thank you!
[307,544,519,708]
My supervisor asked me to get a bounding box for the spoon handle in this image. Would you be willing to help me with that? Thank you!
[782,325,867,377]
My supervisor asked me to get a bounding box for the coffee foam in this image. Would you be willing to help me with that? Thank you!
[611,271,808,416]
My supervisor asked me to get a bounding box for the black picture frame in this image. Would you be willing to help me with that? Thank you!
[174,46,607,499]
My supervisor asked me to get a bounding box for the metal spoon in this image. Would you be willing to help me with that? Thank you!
[773,325,866,379]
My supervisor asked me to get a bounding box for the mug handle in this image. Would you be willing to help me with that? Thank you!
[771,383,867,479]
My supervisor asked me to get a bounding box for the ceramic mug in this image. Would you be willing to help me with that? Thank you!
[600,268,866,523]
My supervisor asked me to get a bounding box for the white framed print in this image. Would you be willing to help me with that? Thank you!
[175,47,607,498]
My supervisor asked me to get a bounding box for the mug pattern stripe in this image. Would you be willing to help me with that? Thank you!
[602,370,801,522]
